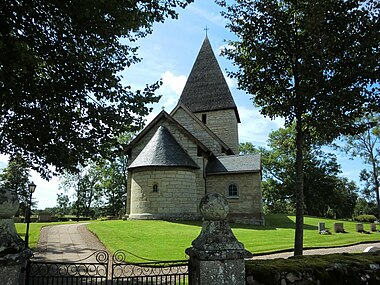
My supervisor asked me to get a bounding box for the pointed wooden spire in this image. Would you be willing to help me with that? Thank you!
[179,37,240,122]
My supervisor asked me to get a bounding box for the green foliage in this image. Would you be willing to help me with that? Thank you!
[0,0,193,178]
[0,155,32,215]
[218,0,379,255]
[354,198,378,217]
[56,193,71,216]
[247,126,358,218]
[239,142,260,155]
[342,115,380,216]
[353,214,377,223]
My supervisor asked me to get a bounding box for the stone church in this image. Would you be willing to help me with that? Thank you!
[125,36,264,225]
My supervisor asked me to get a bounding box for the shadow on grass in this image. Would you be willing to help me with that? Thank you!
[166,214,318,231]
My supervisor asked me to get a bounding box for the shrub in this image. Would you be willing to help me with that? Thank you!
[353,214,377,223]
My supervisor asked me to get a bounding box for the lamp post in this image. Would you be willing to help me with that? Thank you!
[25,182,36,248]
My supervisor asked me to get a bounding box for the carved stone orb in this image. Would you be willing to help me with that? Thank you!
[0,189,19,219]
[199,193,229,220]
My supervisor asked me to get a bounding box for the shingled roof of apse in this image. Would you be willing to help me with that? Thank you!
[206,154,261,174]
[179,36,240,122]
[128,125,199,169]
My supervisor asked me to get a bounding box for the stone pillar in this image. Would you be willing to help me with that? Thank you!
[0,189,32,285]
[186,193,252,285]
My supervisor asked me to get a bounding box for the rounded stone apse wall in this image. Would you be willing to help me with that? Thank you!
[129,168,198,220]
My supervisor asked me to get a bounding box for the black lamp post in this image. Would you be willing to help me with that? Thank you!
[25,182,36,248]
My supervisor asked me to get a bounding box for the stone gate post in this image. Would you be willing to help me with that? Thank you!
[186,193,252,285]
[0,189,32,285]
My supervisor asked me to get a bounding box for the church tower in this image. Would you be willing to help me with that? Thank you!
[178,36,240,154]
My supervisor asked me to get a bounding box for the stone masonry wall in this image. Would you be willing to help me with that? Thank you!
[172,107,224,155]
[127,117,206,217]
[206,172,263,225]
[245,252,380,285]
[193,109,239,154]
[129,167,198,219]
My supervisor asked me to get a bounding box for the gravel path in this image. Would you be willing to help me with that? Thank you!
[253,242,380,259]
[32,223,108,262]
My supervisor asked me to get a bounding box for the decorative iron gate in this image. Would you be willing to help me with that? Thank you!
[112,250,189,284]
[26,250,109,285]
[26,250,189,285]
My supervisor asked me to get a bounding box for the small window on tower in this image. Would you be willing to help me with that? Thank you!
[153,184,159,192]
[202,114,207,124]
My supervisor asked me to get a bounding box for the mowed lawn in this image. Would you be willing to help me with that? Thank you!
[87,215,380,261]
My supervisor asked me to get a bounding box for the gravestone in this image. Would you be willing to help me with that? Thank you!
[334,222,345,233]
[370,223,377,232]
[186,193,252,285]
[318,222,325,233]
[356,223,364,232]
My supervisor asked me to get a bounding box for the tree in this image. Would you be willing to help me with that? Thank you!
[56,192,71,217]
[0,155,32,216]
[97,159,127,217]
[218,0,379,255]
[59,162,103,218]
[0,0,193,178]
[343,115,380,217]
[239,142,260,155]
[244,126,358,218]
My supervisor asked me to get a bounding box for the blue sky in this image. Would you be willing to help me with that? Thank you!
[0,0,369,209]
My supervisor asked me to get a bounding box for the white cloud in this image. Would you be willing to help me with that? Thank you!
[161,71,187,97]
[238,106,284,147]
[142,71,187,126]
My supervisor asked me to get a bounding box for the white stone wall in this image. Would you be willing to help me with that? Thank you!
[193,109,239,154]
[127,118,206,217]
[172,108,224,155]
[129,167,198,219]
[206,172,264,225]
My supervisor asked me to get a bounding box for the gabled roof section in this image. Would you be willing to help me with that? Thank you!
[128,126,199,170]
[179,36,240,123]
[171,103,234,155]
[125,110,211,155]
[206,154,261,175]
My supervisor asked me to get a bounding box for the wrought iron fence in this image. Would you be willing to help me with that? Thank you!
[26,250,109,285]
[112,249,189,285]
[26,249,189,285]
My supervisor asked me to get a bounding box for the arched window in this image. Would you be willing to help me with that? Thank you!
[228,183,239,198]
[153,183,158,192]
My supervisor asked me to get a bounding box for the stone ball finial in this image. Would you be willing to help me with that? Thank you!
[0,189,19,219]
[199,193,229,220]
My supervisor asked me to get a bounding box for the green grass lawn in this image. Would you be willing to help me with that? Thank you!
[15,215,380,261]
[87,215,380,262]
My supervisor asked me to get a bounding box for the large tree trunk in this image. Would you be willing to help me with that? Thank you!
[294,117,304,256]
[372,160,380,218]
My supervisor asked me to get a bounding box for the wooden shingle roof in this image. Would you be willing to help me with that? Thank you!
[179,36,240,123]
